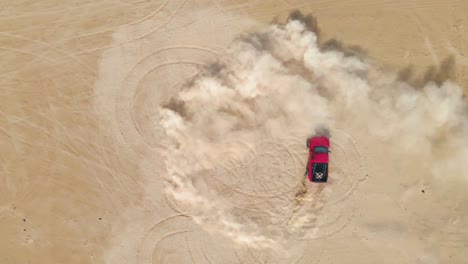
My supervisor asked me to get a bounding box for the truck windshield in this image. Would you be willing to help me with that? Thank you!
[314,146,328,153]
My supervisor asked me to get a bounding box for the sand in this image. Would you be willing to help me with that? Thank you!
[1,0,468,263]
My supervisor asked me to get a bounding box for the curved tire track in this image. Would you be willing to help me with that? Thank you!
[71,0,188,56]
[166,128,369,247]
[115,46,220,151]
[137,215,191,264]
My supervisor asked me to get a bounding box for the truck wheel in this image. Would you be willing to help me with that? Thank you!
[306,138,310,148]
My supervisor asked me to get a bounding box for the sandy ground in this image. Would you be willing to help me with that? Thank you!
[1,0,468,263]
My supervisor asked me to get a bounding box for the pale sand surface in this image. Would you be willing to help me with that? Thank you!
[1,1,468,263]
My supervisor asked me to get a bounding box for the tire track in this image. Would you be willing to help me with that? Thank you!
[208,137,302,198]
[192,137,300,229]
[282,128,366,240]
[187,223,255,264]
[0,0,167,39]
[305,127,366,239]
[163,134,308,245]
[137,214,252,264]
[61,0,168,44]
[136,215,191,264]
[1,0,167,57]
[0,0,109,18]
[166,129,367,247]
[114,46,220,153]
[0,34,129,210]
[70,0,187,56]
[95,46,220,206]
[326,127,368,204]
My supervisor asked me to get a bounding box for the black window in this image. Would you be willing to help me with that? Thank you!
[313,163,327,173]
[312,163,328,182]
[314,146,328,153]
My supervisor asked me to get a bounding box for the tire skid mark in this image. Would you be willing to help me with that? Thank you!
[168,130,363,245]
[326,127,368,204]
[191,219,257,264]
[164,190,191,215]
[0,33,102,97]
[201,243,215,264]
[137,213,249,264]
[0,0,112,18]
[115,46,219,153]
[185,233,200,264]
[210,137,301,198]
[284,128,366,240]
[131,81,187,149]
[127,62,203,147]
[18,0,169,43]
[71,0,187,56]
[0,34,96,90]
[136,214,190,264]
[87,0,170,38]
[0,34,131,210]
[1,109,113,155]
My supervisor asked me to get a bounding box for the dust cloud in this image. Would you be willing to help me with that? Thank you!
[158,17,468,250]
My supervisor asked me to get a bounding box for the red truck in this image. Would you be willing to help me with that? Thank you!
[305,136,330,182]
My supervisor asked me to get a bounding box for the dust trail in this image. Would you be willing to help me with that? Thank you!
[159,17,468,249]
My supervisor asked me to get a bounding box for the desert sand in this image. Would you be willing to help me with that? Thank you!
[1,0,468,263]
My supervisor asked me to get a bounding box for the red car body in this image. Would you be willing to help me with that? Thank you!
[306,136,330,182]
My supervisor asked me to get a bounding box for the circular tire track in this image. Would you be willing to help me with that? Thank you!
[137,214,255,264]
[115,46,220,151]
[326,127,368,204]
[164,135,302,217]
[206,136,305,228]
[113,46,223,217]
[137,215,192,264]
[294,127,367,240]
[210,137,302,197]
[166,124,370,240]
[166,127,369,249]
